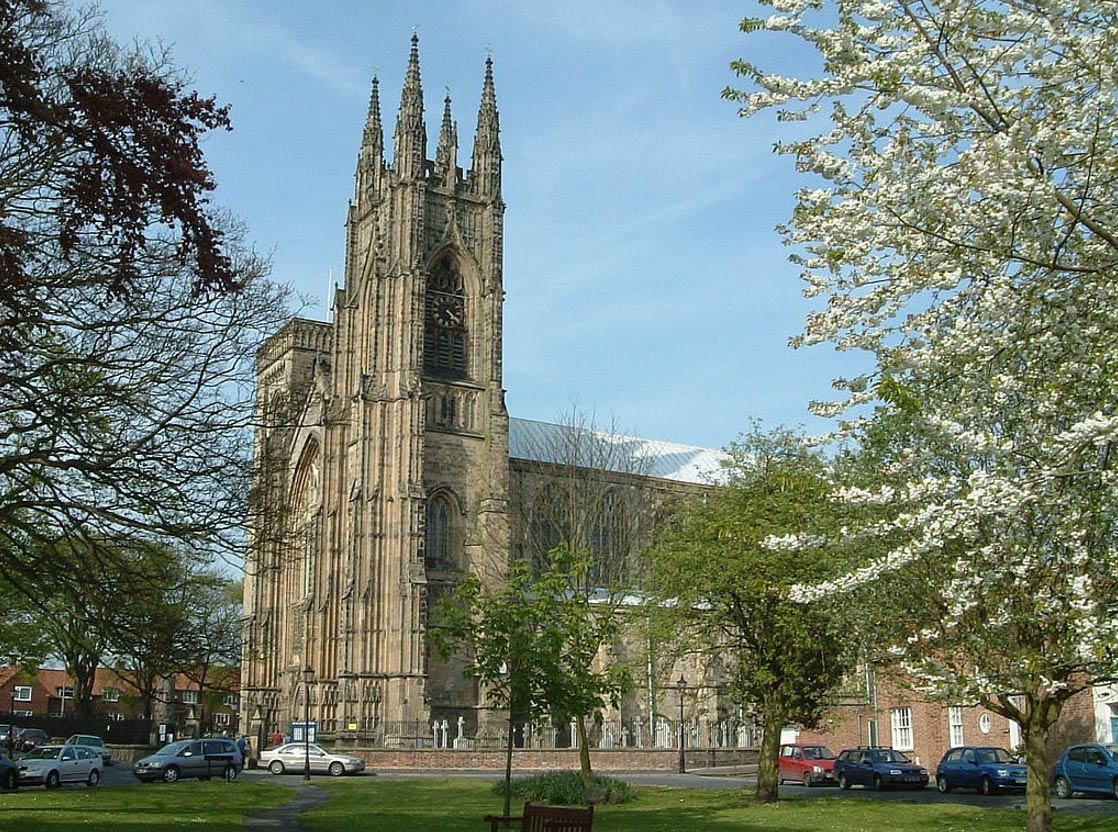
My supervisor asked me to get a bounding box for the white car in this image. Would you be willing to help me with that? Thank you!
[258,742,366,777]
[18,744,100,788]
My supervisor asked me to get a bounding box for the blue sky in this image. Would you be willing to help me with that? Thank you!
[97,0,859,451]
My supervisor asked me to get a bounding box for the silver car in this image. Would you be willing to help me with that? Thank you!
[18,744,100,788]
[259,742,366,776]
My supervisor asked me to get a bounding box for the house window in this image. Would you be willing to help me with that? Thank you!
[224,694,238,707]
[891,707,914,751]
[949,706,965,747]
[214,712,231,727]
[182,690,199,705]
[13,686,31,702]
[56,686,74,699]
[979,713,992,734]
[102,688,120,702]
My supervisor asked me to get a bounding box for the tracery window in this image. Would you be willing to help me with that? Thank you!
[424,255,467,378]
[425,494,454,569]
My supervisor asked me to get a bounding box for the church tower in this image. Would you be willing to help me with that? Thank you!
[242,37,509,745]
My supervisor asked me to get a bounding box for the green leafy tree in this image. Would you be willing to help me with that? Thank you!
[513,409,650,785]
[652,425,853,804]
[433,550,626,820]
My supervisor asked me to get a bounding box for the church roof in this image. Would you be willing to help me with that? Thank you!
[508,417,726,485]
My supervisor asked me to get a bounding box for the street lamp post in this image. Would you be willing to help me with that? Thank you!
[302,665,314,782]
[676,675,687,774]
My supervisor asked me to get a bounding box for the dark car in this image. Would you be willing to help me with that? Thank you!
[1051,743,1118,799]
[0,754,17,789]
[133,737,241,783]
[17,728,50,751]
[778,743,838,786]
[936,746,1026,794]
[834,746,929,790]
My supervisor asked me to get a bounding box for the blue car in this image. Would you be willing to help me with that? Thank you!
[1052,743,1118,799]
[936,746,1026,794]
[834,746,928,790]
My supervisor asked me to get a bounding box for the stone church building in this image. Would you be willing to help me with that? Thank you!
[239,38,724,748]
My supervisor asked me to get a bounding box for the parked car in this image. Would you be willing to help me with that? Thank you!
[834,746,929,790]
[65,734,112,766]
[936,746,1027,794]
[17,744,100,788]
[17,728,50,751]
[0,755,17,789]
[258,742,366,777]
[0,724,18,752]
[134,737,241,783]
[1051,743,1118,799]
[778,743,838,786]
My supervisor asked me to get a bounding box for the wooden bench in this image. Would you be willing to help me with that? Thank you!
[485,801,594,832]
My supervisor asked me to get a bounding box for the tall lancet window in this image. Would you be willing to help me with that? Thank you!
[425,494,455,570]
[424,254,467,378]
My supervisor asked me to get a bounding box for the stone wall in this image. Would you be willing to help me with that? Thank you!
[335,746,758,771]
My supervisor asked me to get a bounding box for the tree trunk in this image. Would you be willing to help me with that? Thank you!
[754,704,783,804]
[1022,693,1061,832]
[577,715,593,789]
[502,713,515,826]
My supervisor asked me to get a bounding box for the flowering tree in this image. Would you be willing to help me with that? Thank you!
[728,2,1118,829]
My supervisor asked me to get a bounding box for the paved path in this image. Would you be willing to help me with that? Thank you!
[244,783,331,831]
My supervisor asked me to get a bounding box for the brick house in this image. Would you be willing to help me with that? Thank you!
[788,663,1104,768]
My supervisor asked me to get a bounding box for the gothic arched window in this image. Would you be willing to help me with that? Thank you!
[425,494,455,569]
[591,489,629,587]
[424,255,467,378]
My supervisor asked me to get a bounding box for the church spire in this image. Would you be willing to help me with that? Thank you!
[435,92,458,188]
[470,56,501,198]
[393,33,426,179]
[356,75,384,202]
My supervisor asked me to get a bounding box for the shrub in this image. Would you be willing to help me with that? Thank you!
[496,771,635,805]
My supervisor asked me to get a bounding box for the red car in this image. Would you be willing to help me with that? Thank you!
[779,743,838,786]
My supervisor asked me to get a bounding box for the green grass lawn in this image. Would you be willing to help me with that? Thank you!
[303,778,1118,832]
[0,780,289,831]
[1,778,1116,832]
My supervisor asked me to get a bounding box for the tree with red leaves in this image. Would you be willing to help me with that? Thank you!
[0,1,290,600]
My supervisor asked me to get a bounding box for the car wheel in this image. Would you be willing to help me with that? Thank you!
[269,760,285,775]
[937,776,951,794]
[838,773,850,790]
[1054,776,1071,799]
[979,776,994,796]
[872,774,883,791]
[328,761,345,777]
[46,770,60,789]
[162,766,180,783]
[801,772,812,788]
[3,768,15,790]
[86,769,100,788]
[224,764,238,782]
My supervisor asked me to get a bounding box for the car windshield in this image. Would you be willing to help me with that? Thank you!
[873,750,911,763]
[975,748,1013,764]
[70,736,103,746]
[803,746,836,760]
[155,740,193,756]
[21,746,63,760]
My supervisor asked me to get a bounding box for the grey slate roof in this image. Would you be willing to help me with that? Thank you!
[508,417,726,485]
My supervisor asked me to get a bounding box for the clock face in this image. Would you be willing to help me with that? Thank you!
[431,296,462,328]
